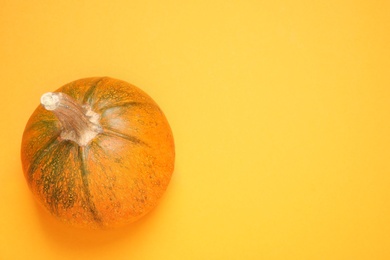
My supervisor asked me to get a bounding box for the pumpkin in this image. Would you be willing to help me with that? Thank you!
[21,77,175,229]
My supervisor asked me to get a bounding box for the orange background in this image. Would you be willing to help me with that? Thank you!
[1,1,389,259]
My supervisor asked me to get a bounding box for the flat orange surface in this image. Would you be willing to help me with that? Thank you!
[1,1,389,259]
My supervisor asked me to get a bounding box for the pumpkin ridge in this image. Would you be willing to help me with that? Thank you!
[28,133,61,180]
[78,146,103,224]
[82,77,105,105]
[97,101,144,113]
[102,127,149,146]
[87,141,119,201]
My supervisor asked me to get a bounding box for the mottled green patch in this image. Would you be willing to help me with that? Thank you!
[35,140,78,214]
[24,119,59,133]
[28,134,61,181]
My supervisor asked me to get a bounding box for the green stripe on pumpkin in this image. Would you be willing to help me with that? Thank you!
[83,77,104,105]
[97,101,145,113]
[103,126,149,146]
[78,146,102,224]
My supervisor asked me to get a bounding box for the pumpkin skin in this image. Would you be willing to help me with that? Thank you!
[21,77,175,229]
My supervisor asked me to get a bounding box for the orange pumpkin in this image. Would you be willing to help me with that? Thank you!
[21,77,175,229]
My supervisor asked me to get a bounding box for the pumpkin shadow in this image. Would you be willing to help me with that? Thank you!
[35,173,178,250]
[35,202,154,249]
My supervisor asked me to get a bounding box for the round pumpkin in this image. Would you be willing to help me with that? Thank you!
[21,77,175,229]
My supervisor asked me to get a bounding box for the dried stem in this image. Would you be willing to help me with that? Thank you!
[41,92,102,146]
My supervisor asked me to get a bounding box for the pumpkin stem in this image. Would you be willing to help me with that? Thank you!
[40,92,103,146]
